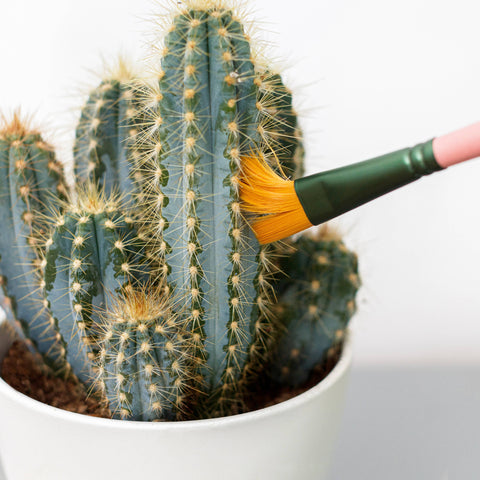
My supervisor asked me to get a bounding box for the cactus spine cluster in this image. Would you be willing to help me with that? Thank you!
[0,0,361,422]
[257,72,305,179]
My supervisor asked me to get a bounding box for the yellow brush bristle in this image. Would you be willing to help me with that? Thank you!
[239,155,312,244]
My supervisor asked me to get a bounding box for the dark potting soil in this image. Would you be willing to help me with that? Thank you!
[245,346,342,411]
[1,341,111,418]
[1,340,341,420]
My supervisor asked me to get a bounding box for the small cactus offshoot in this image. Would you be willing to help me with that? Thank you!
[43,184,148,384]
[270,227,359,388]
[97,286,194,421]
[0,0,360,421]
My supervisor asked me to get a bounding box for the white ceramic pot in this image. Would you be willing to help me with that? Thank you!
[0,312,352,480]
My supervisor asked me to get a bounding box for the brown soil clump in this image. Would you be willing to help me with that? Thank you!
[1,341,110,418]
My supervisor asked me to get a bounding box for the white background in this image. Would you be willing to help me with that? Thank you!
[1,0,479,366]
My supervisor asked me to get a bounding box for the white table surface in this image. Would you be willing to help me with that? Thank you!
[1,364,479,480]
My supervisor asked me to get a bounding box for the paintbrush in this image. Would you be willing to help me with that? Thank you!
[239,122,480,244]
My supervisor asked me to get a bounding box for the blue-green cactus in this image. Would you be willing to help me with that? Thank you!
[74,64,145,203]
[271,228,359,388]
[43,185,146,384]
[96,287,194,421]
[0,115,68,372]
[138,5,297,416]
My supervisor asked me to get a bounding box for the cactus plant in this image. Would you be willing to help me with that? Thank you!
[0,0,361,422]
[0,114,69,372]
[271,228,359,388]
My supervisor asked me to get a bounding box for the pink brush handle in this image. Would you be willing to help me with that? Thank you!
[433,121,480,168]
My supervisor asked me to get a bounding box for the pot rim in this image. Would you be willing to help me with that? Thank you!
[0,317,352,431]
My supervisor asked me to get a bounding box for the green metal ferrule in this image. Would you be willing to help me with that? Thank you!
[294,139,442,226]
